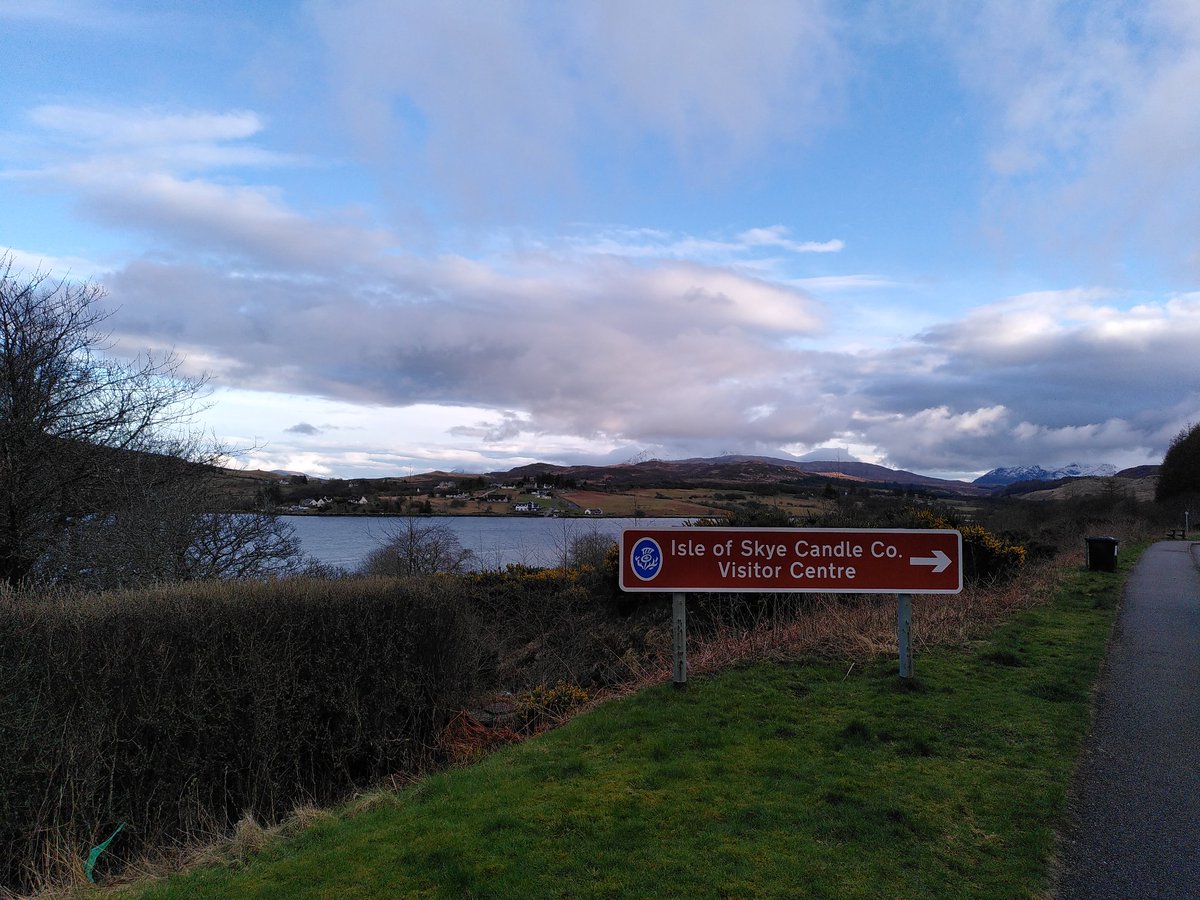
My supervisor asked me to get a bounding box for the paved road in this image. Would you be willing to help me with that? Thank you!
[1056,541,1200,899]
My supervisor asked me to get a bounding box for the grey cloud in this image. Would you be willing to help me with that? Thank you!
[285,422,321,435]
[89,202,1200,477]
[76,173,395,270]
[102,248,1200,473]
[309,0,845,216]
[103,253,826,445]
[871,293,1200,428]
[831,289,1200,471]
[449,412,530,443]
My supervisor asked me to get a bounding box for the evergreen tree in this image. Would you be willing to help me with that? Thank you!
[1155,422,1200,502]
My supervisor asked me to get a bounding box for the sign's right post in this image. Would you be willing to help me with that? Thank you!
[897,593,913,678]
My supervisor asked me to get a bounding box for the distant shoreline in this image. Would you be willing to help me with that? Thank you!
[276,510,646,520]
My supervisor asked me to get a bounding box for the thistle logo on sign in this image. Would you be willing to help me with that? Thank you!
[629,537,664,581]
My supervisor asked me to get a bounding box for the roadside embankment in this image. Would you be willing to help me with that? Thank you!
[121,551,1132,898]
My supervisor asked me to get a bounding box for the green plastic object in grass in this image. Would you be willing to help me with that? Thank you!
[85,822,125,883]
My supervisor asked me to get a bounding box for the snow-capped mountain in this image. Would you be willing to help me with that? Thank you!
[973,463,1119,487]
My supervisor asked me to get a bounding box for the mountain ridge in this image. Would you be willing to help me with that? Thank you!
[254,456,1148,500]
[974,463,1119,487]
[494,455,991,495]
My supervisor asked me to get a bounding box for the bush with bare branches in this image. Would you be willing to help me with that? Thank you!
[0,257,303,588]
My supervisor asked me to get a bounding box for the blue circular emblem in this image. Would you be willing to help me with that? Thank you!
[629,537,663,582]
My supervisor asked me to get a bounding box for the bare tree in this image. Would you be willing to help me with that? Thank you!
[551,518,614,570]
[0,257,302,587]
[358,517,474,577]
[35,448,306,587]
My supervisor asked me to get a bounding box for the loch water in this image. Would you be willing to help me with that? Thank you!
[284,515,691,572]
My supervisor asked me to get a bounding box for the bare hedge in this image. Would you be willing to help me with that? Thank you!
[0,577,491,892]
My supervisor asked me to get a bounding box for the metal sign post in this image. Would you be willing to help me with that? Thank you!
[620,527,962,680]
[897,593,913,679]
[672,592,687,689]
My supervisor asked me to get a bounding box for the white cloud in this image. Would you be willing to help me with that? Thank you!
[0,245,104,279]
[640,264,822,334]
[921,289,1200,375]
[737,227,844,254]
[30,106,264,146]
[13,105,299,175]
[569,225,844,267]
[790,275,900,291]
[932,0,1200,276]
[569,0,842,155]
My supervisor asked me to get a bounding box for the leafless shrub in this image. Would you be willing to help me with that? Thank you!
[358,516,474,576]
[0,257,203,587]
[1,256,306,591]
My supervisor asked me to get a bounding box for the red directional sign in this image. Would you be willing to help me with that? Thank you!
[620,527,962,594]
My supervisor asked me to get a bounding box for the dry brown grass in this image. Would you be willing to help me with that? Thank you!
[226,815,270,863]
[597,556,1068,701]
[13,837,88,898]
[75,803,345,897]
[437,710,527,766]
[284,806,338,834]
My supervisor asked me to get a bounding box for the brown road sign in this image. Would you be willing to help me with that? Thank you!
[620,527,962,594]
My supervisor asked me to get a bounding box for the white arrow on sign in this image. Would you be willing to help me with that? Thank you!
[909,549,951,574]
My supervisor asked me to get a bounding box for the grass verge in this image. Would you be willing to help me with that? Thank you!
[118,554,1132,899]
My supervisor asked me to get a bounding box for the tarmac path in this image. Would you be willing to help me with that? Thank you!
[1056,540,1200,899]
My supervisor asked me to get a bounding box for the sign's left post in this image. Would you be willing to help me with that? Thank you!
[672,592,687,689]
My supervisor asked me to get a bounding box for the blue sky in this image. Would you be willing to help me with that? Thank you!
[3,1,1199,480]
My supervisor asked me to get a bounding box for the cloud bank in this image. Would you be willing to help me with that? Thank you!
[3,1,1199,478]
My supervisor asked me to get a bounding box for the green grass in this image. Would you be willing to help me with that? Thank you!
[123,555,1132,899]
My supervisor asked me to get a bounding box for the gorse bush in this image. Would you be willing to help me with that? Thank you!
[518,681,591,727]
[0,578,490,893]
[959,523,1028,582]
[909,509,1026,584]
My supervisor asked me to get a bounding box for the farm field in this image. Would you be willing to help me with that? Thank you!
[557,487,827,519]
